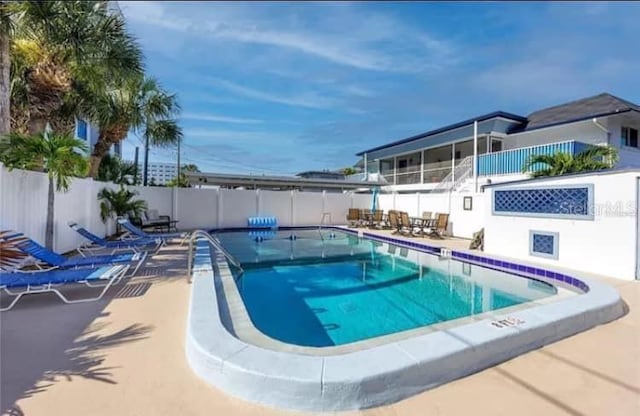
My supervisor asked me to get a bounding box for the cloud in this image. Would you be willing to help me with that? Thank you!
[181,113,262,124]
[208,78,340,109]
[121,1,455,73]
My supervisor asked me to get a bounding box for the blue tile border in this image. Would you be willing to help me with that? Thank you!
[188,231,623,411]
[211,225,591,294]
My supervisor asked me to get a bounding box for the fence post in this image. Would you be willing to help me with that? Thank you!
[290,190,295,226]
[256,188,261,217]
[217,188,223,228]
[172,186,178,227]
[322,190,326,218]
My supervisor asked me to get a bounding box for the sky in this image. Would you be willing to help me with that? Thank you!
[118,1,640,175]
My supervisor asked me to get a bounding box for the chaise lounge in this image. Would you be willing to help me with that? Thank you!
[3,231,147,276]
[0,264,129,311]
[68,222,162,254]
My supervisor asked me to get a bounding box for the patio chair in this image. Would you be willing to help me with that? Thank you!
[414,212,434,237]
[0,264,129,311]
[117,218,189,245]
[347,208,361,227]
[140,209,177,232]
[68,222,162,255]
[429,213,450,239]
[4,231,147,276]
[399,212,418,237]
[369,210,384,229]
[388,211,410,235]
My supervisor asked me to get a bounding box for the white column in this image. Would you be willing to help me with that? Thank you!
[451,142,456,184]
[363,153,368,181]
[393,156,397,185]
[420,150,425,184]
[473,121,478,193]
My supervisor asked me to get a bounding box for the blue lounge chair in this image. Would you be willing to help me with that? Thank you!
[4,231,147,276]
[68,222,162,255]
[117,218,189,244]
[0,265,129,311]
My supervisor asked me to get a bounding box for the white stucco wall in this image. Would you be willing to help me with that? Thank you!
[484,170,639,280]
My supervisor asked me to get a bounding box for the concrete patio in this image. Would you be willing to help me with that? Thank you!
[1,240,639,416]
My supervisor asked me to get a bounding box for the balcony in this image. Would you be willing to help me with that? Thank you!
[477,140,592,176]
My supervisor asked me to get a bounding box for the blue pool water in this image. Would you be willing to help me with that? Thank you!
[215,229,557,347]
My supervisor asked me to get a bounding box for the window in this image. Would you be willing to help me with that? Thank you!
[622,126,639,148]
[76,119,88,140]
[493,184,594,220]
[529,231,559,260]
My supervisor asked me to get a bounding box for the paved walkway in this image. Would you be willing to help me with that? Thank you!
[1,241,638,416]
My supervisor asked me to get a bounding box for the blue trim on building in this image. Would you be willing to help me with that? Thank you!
[477,141,592,176]
[356,111,526,156]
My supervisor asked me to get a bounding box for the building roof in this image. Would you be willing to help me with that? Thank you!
[356,92,640,156]
[296,170,345,179]
[519,93,640,132]
[185,171,382,191]
[356,111,526,156]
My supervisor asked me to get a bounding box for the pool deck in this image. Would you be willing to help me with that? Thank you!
[1,236,639,416]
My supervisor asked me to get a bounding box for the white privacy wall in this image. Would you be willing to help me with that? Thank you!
[377,191,486,239]
[0,164,371,252]
[0,164,119,253]
[484,171,639,280]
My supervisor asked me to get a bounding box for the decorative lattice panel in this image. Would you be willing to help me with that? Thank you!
[494,187,590,217]
[532,233,555,255]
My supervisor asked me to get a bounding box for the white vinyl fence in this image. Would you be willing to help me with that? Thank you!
[0,164,372,253]
[377,191,486,239]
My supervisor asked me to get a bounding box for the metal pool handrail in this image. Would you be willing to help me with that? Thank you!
[187,230,244,281]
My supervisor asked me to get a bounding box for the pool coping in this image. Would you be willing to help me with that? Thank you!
[186,227,625,412]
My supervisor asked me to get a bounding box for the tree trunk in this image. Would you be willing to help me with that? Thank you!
[0,17,9,138]
[27,117,49,136]
[88,131,115,178]
[88,126,128,178]
[45,176,55,249]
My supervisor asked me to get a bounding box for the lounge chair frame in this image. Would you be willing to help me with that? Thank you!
[0,265,129,311]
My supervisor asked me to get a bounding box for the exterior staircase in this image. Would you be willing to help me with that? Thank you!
[432,156,473,193]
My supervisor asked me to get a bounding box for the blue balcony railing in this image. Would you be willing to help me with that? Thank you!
[477,140,592,176]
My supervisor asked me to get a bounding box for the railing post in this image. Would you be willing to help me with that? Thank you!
[473,121,478,193]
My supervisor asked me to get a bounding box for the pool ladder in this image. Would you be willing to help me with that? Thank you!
[187,230,244,282]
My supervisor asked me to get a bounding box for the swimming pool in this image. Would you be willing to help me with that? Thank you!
[216,229,558,348]
[186,227,624,411]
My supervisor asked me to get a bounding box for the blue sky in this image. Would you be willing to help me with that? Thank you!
[119,1,640,175]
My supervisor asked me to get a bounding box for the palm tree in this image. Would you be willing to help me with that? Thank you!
[87,76,182,180]
[0,1,12,138]
[0,132,88,248]
[98,185,147,233]
[9,1,143,136]
[96,153,138,185]
[167,163,200,187]
[522,145,618,178]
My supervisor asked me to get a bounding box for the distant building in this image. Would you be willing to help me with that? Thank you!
[136,161,177,185]
[296,170,345,180]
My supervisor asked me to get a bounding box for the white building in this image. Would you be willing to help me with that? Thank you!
[355,93,640,193]
[74,118,121,158]
[138,161,178,185]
